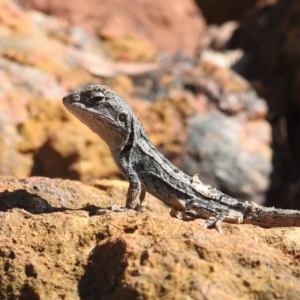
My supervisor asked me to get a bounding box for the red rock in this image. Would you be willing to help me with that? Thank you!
[19,0,206,56]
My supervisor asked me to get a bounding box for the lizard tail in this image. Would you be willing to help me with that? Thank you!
[243,206,300,228]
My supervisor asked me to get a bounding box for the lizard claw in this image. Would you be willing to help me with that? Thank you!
[170,207,183,219]
[111,205,127,212]
[203,209,244,234]
[204,215,225,235]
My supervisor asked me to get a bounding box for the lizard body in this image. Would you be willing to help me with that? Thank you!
[63,85,300,233]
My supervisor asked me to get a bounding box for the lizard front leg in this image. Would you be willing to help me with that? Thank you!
[139,188,148,208]
[96,171,145,215]
[125,171,145,209]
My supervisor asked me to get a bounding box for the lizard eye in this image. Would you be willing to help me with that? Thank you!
[91,91,106,102]
[118,113,127,122]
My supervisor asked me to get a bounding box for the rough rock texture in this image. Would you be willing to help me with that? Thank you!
[0,176,300,299]
[19,0,206,57]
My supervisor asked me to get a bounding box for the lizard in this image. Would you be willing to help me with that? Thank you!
[62,85,300,234]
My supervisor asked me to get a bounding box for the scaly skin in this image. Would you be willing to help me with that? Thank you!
[63,85,300,233]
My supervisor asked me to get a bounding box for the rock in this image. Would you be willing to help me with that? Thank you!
[0,2,106,180]
[18,0,206,56]
[0,176,299,299]
[183,63,268,117]
[179,64,271,203]
[17,98,120,181]
[184,110,272,203]
[0,57,66,99]
[0,56,67,177]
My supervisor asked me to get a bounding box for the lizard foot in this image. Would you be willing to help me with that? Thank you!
[96,205,127,215]
[204,211,244,235]
[204,215,226,235]
[170,208,198,221]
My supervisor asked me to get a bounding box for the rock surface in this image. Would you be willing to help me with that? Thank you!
[19,0,206,57]
[184,111,271,203]
[180,64,271,203]
[0,176,300,299]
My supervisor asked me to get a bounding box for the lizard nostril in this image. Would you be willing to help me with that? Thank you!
[63,93,72,101]
[63,93,80,102]
[73,94,80,101]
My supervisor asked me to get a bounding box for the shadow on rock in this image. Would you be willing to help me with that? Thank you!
[78,239,139,300]
[0,189,60,214]
[0,189,111,216]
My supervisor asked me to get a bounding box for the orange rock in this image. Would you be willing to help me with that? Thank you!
[19,0,206,56]
[0,176,299,299]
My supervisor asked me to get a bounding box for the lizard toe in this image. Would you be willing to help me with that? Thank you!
[96,205,127,215]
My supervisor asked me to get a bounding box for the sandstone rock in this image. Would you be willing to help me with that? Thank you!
[17,98,120,181]
[185,64,268,117]
[19,0,206,56]
[0,57,66,99]
[0,176,299,299]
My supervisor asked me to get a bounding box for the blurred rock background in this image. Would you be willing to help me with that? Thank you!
[0,0,298,208]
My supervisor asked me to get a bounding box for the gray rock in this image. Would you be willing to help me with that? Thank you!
[183,110,272,204]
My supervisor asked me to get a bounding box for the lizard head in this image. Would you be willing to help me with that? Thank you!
[63,85,136,152]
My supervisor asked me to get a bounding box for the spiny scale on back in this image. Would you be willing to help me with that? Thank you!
[63,85,300,234]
